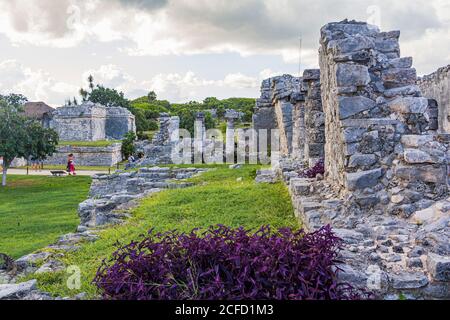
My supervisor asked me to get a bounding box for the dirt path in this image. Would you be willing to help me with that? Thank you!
[7,169,108,177]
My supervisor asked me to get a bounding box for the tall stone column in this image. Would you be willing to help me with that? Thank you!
[225,110,239,163]
[303,69,325,167]
[194,112,205,164]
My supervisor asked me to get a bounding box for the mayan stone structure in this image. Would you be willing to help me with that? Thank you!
[44,144,122,167]
[47,102,135,141]
[253,75,304,160]
[138,114,181,166]
[302,69,325,167]
[258,20,450,299]
[418,65,450,133]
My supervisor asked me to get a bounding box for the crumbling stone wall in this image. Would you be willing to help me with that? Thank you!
[279,20,450,299]
[418,65,450,133]
[319,20,443,201]
[254,75,303,159]
[139,114,180,166]
[302,69,325,167]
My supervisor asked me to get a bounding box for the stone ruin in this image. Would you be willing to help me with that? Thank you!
[254,20,449,299]
[137,113,180,166]
[418,65,450,133]
[45,101,136,141]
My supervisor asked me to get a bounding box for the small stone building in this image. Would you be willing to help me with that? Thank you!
[46,102,135,141]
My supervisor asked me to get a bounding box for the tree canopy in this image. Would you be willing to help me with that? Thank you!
[0,96,58,186]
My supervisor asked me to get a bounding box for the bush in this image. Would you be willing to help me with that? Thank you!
[121,131,136,160]
[94,225,369,300]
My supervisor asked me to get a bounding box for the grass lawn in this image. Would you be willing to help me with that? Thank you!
[0,175,92,259]
[59,140,121,147]
[26,165,298,298]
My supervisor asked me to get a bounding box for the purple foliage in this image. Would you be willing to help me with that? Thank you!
[300,159,325,178]
[94,225,370,300]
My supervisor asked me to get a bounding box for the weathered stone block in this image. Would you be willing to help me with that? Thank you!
[339,96,376,119]
[427,253,450,281]
[348,154,377,168]
[404,148,442,164]
[343,127,367,143]
[387,57,413,69]
[328,35,375,55]
[388,97,428,114]
[390,272,429,289]
[395,165,446,184]
[401,135,434,148]
[346,168,382,190]
[336,63,370,87]
[382,68,417,88]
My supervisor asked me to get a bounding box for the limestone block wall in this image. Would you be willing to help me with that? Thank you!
[291,100,305,160]
[302,69,325,167]
[105,107,136,139]
[418,65,450,133]
[49,104,107,141]
[44,144,122,167]
[319,20,430,194]
[140,115,181,165]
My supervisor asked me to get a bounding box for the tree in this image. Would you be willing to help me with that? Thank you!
[121,131,136,160]
[79,88,88,102]
[0,93,28,108]
[86,85,130,109]
[0,99,59,186]
[88,74,95,91]
[24,121,59,164]
[147,91,157,102]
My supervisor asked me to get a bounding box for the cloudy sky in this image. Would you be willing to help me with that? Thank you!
[0,0,448,106]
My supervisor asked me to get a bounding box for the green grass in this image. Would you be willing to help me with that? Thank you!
[59,140,121,147]
[26,164,297,298]
[0,175,92,259]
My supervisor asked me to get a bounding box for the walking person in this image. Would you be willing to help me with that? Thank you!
[67,154,76,176]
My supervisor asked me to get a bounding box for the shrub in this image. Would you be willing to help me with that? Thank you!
[300,158,325,178]
[94,225,369,300]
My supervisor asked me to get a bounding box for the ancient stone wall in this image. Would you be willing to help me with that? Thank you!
[319,20,442,200]
[47,102,136,141]
[44,144,122,167]
[105,107,136,140]
[49,103,107,141]
[254,75,303,159]
[139,114,181,166]
[302,69,325,167]
[277,19,450,299]
[418,65,450,133]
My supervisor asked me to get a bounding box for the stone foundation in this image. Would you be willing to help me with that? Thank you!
[44,144,122,167]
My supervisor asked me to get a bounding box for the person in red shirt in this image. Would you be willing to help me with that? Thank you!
[67,154,76,176]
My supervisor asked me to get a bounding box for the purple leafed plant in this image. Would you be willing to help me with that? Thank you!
[94,225,370,300]
[300,158,325,178]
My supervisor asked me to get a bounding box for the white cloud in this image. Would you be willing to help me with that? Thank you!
[0,0,447,73]
[0,59,77,106]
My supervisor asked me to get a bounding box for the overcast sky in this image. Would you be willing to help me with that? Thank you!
[0,0,448,106]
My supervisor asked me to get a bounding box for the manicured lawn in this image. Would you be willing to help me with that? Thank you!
[0,175,91,259]
[59,140,121,147]
[27,165,298,298]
